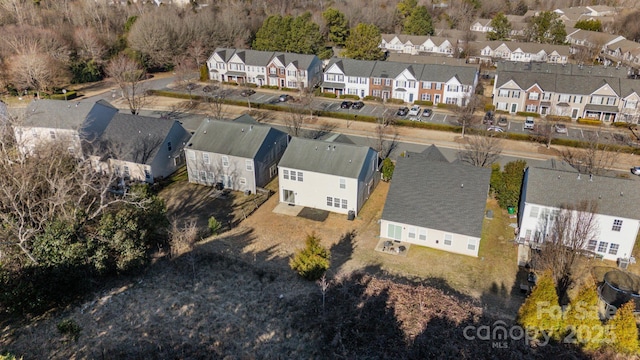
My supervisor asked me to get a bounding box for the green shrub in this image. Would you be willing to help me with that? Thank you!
[518,271,563,340]
[494,160,526,209]
[281,87,297,92]
[339,94,360,99]
[48,91,78,101]
[381,158,395,181]
[495,110,509,114]
[608,301,638,354]
[436,103,457,110]
[484,104,496,112]
[577,118,602,126]
[57,318,81,342]
[208,216,222,235]
[245,83,258,88]
[0,353,21,360]
[260,85,279,90]
[545,115,571,122]
[199,64,208,81]
[289,233,330,281]
[516,111,540,118]
[363,95,382,102]
[413,100,433,106]
[563,284,604,350]
[319,92,337,98]
[612,121,634,128]
[386,98,404,104]
[222,81,239,86]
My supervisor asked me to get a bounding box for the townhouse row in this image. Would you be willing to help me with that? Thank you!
[493,62,640,123]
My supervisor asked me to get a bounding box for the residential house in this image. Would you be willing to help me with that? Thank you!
[475,41,570,64]
[380,34,461,56]
[89,114,191,183]
[185,115,289,193]
[470,19,492,33]
[277,137,379,216]
[206,48,322,89]
[322,58,478,105]
[379,146,491,257]
[492,62,640,123]
[15,99,118,155]
[517,167,640,262]
[469,16,526,38]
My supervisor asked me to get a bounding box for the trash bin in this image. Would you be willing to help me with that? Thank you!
[347,210,355,221]
[507,206,516,215]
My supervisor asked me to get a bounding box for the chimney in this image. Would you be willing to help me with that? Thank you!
[589,174,593,181]
[327,145,330,151]
[332,145,336,151]
[249,125,253,131]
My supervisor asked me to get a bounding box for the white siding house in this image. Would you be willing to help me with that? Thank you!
[517,167,640,262]
[278,138,379,216]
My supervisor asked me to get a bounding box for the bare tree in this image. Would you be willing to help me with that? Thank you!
[308,121,338,140]
[371,123,399,159]
[458,135,502,167]
[454,94,484,138]
[169,219,200,286]
[244,109,275,123]
[105,54,149,115]
[560,133,617,175]
[284,108,305,137]
[203,86,229,120]
[533,200,599,303]
[536,116,556,148]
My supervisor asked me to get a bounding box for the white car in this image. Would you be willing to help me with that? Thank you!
[524,117,535,130]
[554,123,568,134]
[408,105,421,117]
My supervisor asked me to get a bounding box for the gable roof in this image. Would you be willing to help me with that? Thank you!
[23,99,117,130]
[94,113,182,164]
[326,58,376,78]
[419,144,449,162]
[382,151,491,238]
[210,48,318,70]
[278,137,375,178]
[523,167,640,220]
[187,116,286,159]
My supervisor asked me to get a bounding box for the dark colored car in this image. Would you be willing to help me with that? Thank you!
[240,89,255,97]
[396,107,409,116]
[340,101,353,109]
[631,167,640,176]
[497,116,508,127]
[483,111,495,125]
[351,101,364,109]
[279,94,291,102]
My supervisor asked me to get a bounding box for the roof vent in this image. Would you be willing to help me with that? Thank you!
[589,174,593,181]
[620,192,624,196]
[332,146,336,151]
[203,130,207,134]
[249,125,253,131]
[577,173,581,180]
[315,146,318,151]
[241,128,244,132]
[461,183,464,188]
[327,145,330,151]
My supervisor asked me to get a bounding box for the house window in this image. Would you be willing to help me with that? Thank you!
[530,206,539,218]
[283,169,289,180]
[222,156,229,167]
[167,142,172,151]
[435,83,442,90]
[245,160,253,171]
[421,94,431,101]
[612,219,622,232]
[290,171,297,181]
[373,78,381,85]
[334,197,340,208]
[423,81,431,89]
[200,170,206,181]
[341,199,347,209]
[340,178,346,189]
[528,92,539,100]
[444,234,452,246]
[385,79,391,86]
[123,166,130,178]
[203,153,210,164]
[468,238,478,251]
[327,197,332,206]
[32,129,38,138]
[187,151,195,161]
[372,90,381,97]
[419,229,427,241]
[239,177,247,185]
[387,224,402,240]
[50,130,56,139]
[144,169,151,179]
[609,244,619,255]
[297,171,303,182]
[597,242,608,253]
[526,105,538,112]
[587,240,597,251]
[207,172,214,182]
[408,227,416,239]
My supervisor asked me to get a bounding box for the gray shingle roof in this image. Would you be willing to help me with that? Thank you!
[278,137,375,178]
[95,113,184,164]
[382,151,491,238]
[187,117,286,159]
[24,99,117,129]
[524,167,640,220]
[211,48,318,70]
[326,58,377,78]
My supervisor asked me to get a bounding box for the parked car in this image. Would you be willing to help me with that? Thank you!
[497,116,508,127]
[240,89,255,97]
[487,125,504,132]
[524,117,535,130]
[340,101,353,109]
[422,108,433,117]
[483,111,495,124]
[408,105,421,116]
[279,94,291,102]
[351,101,364,109]
[631,167,640,176]
[396,107,409,116]
[554,123,568,134]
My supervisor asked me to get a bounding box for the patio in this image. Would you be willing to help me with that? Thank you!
[375,239,410,257]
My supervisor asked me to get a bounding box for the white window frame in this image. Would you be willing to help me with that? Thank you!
[530,206,539,218]
[283,169,289,180]
[222,156,229,167]
[339,178,346,189]
[297,171,303,182]
[326,197,332,206]
[408,227,416,239]
[612,219,622,232]
[418,229,427,241]
[467,238,477,251]
[245,159,253,171]
[609,243,619,255]
[444,234,452,246]
[387,224,402,240]
[597,241,608,253]
[203,153,210,164]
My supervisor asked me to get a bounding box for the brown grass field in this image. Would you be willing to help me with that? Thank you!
[0,176,633,359]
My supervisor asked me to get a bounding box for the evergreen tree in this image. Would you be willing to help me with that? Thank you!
[381,158,395,181]
[396,0,418,20]
[564,284,604,350]
[518,271,563,340]
[525,11,566,45]
[402,6,434,36]
[608,301,639,354]
[487,12,512,41]
[342,23,385,61]
[513,0,528,16]
[253,15,292,52]
[574,19,602,32]
[323,7,349,46]
[494,160,526,209]
[253,13,327,56]
[289,233,331,281]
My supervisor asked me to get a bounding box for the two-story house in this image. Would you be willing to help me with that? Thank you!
[277,138,379,216]
[185,115,289,193]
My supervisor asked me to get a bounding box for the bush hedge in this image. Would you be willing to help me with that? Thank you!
[319,92,337,98]
[260,85,279,90]
[484,104,496,112]
[48,91,79,101]
[245,83,258,88]
[339,94,360,100]
[386,98,404,105]
[281,87,297,92]
[612,121,633,128]
[545,115,571,122]
[363,95,382,102]
[516,111,540,118]
[436,103,457,110]
[577,118,602,126]
[413,100,433,106]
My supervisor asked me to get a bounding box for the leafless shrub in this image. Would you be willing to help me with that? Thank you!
[458,135,502,167]
[560,133,617,175]
[169,219,200,258]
